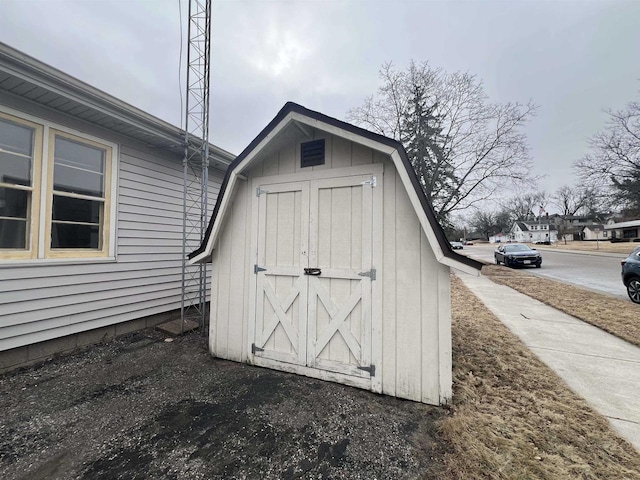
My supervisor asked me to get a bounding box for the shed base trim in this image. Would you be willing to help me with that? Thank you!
[251,356,372,391]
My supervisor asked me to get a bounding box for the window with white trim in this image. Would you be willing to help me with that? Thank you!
[0,111,114,260]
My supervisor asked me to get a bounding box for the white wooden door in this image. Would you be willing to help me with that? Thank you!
[307,175,374,378]
[252,173,377,380]
[253,181,309,366]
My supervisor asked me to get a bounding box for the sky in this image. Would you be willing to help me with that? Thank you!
[1,0,639,208]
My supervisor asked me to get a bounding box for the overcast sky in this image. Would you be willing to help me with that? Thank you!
[1,0,639,204]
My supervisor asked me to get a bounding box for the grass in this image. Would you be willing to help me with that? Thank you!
[482,264,640,348]
[436,276,640,479]
[535,241,639,255]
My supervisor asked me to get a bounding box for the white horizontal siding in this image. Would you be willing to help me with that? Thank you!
[0,128,224,350]
[0,300,180,351]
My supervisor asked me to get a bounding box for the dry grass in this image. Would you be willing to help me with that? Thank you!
[482,265,640,348]
[436,276,640,479]
[535,241,639,255]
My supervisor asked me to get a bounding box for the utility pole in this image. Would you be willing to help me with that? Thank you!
[181,0,212,334]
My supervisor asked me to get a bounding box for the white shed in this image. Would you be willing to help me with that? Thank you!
[190,103,482,405]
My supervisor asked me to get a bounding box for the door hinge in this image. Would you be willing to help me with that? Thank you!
[251,343,265,354]
[254,264,267,274]
[358,268,376,281]
[256,186,269,197]
[360,176,377,187]
[358,364,376,377]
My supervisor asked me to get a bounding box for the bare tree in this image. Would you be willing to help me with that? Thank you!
[347,61,538,226]
[469,210,497,240]
[575,98,640,217]
[551,185,589,216]
[502,191,547,221]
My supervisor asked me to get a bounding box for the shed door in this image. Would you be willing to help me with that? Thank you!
[253,174,376,379]
[307,176,373,378]
[254,182,309,366]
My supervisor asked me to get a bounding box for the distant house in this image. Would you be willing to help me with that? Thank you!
[605,220,640,241]
[549,214,603,241]
[489,233,508,243]
[509,221,558,243]
[0,43,234,370]
[581,225,608,241]
[465,231,486,241]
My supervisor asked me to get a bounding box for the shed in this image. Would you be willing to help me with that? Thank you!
[190,103,482,405]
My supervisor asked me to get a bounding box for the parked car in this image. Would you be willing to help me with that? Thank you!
[450,241,464,250]
[495,243,542,268]
[464,241,474,246]
[621,247,640,304]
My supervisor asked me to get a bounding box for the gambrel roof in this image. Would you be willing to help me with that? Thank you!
[190,102,482,275]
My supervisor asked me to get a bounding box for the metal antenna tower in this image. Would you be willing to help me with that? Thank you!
[181,0,212,334]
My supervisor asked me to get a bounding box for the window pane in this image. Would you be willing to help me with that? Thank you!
[0,187,28,218]
[0,218,27,249]
[51,223,100,249]
[54,136,104,173]
[0,151,32,186]
[0,118,34,156]
[52,195,101,224]
[53,164,104,197]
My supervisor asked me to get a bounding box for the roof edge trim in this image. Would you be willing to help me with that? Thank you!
[0,42,234,165]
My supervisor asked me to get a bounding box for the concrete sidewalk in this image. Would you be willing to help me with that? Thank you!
[456,269,640,452]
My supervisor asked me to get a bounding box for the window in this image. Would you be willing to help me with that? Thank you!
[623,228,638,239]
[46,131,112,258]
[0,111,114,261]
[0,113,42,259]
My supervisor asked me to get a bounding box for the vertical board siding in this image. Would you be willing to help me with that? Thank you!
[0,139,224,351]
[421,230,440,404]
[437,265,453,404]
[226,180,249,361]
[393,173,423,402]
[381,160,397,397]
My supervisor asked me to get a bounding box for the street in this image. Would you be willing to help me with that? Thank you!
[461,243,631,301]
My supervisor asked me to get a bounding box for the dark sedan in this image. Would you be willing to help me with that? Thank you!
[495,244,542,268]
[621,246,640,304]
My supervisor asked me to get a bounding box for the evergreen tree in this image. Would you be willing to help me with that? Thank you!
[400,83,458,226]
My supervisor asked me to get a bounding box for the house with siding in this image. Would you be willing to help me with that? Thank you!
[550,214,604,241]
[509,221,558,243]
[581,224,607,241]
[0,43,234,370]
[605,219,640,242]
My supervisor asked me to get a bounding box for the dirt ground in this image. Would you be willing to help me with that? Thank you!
[0,330,448,480]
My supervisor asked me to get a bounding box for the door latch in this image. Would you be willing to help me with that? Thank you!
[304,268,322,276]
